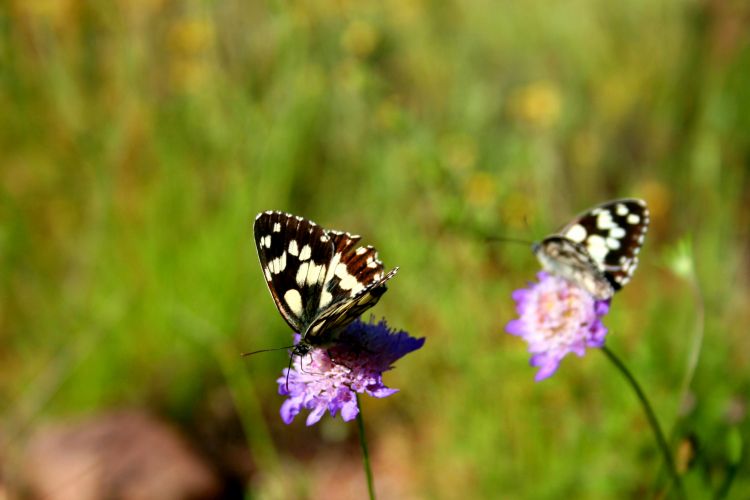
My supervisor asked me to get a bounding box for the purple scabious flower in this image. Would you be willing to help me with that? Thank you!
[278,318,425,426]
[506,272,610,381]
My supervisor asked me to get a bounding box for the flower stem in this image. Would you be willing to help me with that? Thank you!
[601,345,685,499]
[356,394,376,500]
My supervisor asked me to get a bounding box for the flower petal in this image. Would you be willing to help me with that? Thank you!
[306,404,327,426]
[534,362,559,381]
[505,319,527,336]
[340,399,360,421]
[368,386,399,398]
[280,398,301,425]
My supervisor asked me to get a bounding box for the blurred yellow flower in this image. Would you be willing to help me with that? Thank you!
[116,0,167,23]
[13,0,76,27]
[509,81,562,129]
[464,172,496,208]
[168,18,215,56]
[341,20,379,58]
[167,18,215,93]
[386,0,424,26]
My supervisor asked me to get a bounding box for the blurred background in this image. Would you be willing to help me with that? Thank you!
[2,0,749,498]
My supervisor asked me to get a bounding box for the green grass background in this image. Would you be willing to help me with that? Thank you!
[2,0,749,497]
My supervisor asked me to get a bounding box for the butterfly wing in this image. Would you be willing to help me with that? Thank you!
[255,212,399,346]
[556,198,649,291]
[305,268,399,343]
[302,230,398,345]
[534,236,615,299]
[254,211,333,333]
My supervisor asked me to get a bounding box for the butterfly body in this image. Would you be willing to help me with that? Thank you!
[533,199,649,300]
[254,211,398,355]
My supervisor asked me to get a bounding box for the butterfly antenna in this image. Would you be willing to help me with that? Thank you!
[241,345,296,357]
[485,236,535,246]
[240,346,297,391]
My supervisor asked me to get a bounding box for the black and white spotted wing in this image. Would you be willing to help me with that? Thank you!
[533,199,649,300]
[254,211,398,353]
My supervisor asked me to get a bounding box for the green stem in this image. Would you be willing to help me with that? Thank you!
[601,345,685,499]
[675,273,705,420]
[356,394,376,500]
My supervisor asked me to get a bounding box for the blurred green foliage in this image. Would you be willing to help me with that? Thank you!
[1,0,749,497]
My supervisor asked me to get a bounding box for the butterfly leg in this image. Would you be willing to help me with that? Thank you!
[284,353,322,391]
[297,352,315,375]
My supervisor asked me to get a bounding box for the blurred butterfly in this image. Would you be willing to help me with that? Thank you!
[533,199,649,300]
[251,211,398,357]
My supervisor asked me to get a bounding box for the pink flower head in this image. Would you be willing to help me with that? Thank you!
[278,318,425,426]
[506,272,610,381]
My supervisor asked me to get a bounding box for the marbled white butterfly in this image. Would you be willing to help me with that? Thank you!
[533,199,649,300]
[253,211,398,357]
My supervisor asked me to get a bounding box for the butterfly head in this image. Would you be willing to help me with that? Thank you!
[291,340,312,357]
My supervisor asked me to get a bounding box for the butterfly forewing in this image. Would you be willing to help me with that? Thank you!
[254,211,333,332]
[536,198,649,299]
[559,199,649,290]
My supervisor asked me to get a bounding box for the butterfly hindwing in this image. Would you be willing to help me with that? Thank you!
[303,230,398,344]
[534,236,615,299]
[535,198,649,299]
[305,266,398,344]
